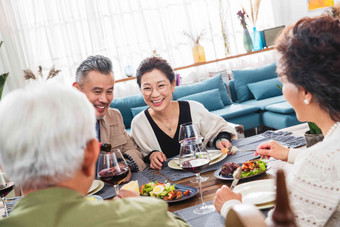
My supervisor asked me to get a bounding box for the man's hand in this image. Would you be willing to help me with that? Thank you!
[149,151,167,170]
[213,185,242,213]
[116,189,139,199]
[255,140,289,161]
[122,167,132,183]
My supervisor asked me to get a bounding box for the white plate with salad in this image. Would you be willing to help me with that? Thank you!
[214,160,269,181]
[140,181,198,203]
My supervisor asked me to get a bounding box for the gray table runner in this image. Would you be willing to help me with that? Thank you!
[173,201,271,227]
[96,131,305,198]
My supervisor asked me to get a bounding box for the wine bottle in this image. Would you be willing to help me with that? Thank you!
[100,143,111,152]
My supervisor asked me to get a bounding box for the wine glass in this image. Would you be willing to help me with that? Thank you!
[178,122,201,144]
[0,182,15,217]
[179,122,208,183]
[97,149,129,196]
[179,139,215,214]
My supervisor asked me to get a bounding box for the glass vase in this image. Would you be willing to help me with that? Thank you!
[243,28,253,53]
[251,27,263,51]
[192,42,206,63]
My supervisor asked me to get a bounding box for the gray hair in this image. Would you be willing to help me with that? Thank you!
[0,82,96,190]
[75,55,114,86]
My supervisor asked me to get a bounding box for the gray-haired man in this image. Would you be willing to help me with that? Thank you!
[73,55,146,175]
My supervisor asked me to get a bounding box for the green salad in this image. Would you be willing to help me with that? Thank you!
[140,181,176,199]
[240,160,267,178]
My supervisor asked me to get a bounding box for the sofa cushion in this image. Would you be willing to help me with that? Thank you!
[131,105,149,117]
[173,74,232,105]
[177,89,224,111]
[247,78,282,100]
[242,95,286,110]
[232,63,278,102]
[265,102,295,114]
[210,104,260,119]
[110,94,146,128]
[262,111,300,129]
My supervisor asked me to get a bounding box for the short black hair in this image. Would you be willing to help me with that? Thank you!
[136,57,175,87]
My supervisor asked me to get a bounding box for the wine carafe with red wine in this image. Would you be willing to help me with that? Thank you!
[97,147,129,195]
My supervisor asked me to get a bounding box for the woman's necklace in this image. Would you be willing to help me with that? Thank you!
[325,122,340,138]
[159,103,174,133]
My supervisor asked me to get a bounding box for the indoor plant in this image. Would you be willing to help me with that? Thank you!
[237,9,253,53]
[305,122,323,147]
[184,30,206,63]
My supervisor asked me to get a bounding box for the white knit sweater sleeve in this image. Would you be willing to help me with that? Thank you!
[131,111,162,157]
[189,101,237,147]
[267,127,340,226]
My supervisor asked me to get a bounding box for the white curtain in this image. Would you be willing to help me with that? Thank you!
[0,0,275,97]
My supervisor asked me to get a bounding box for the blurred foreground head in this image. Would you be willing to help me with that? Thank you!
[0,82,96,191]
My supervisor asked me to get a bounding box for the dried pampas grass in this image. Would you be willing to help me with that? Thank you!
[24,66,61,81]
[242,0,261,27]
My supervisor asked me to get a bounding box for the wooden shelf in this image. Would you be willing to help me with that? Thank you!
[173,47,275,71]
[115,47,275,83]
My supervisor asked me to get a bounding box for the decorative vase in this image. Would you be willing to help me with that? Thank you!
[304,131,324,148]
[251,27,263,51]
[243,28,253,53]
[192,42,206,63]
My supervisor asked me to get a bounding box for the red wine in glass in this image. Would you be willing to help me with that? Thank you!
[179,139,215,215]
[0,182,15,217]
[99,166,129,185]
[97,148,129,196]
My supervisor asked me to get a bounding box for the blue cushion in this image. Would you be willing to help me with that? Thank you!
[131,105,149,117]
[242,96,286,110]
[173,74,232,105]
[232,63,277,102]
[210,103,260,119]
[110,94,146,128]
[262,111,301,129]
[247,78,282,100]
[228,80,238,102]
[265,102,295,114]
[177,89,225,111]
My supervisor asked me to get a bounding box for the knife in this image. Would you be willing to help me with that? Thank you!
[229,167,242,190]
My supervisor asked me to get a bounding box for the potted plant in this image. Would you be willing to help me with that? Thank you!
[305,122,323,147]
[183,30,206,63]
[0,41,8,100]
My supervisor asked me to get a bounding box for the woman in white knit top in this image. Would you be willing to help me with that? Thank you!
[213,16,340,226]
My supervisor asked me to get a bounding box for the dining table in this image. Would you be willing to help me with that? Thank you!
[168,123,308,213]
[0,123,309,224]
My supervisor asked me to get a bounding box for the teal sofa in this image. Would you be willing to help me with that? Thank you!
[110,63,301,132]
[228,63,301,129]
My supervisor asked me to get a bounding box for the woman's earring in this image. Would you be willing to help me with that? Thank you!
[304,99,309,104]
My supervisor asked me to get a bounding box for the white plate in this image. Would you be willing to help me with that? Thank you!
[168,152,227,170]
[256,202,275,210]
[87,180,104,195]
[86,194,104,202]
[88,180,99,193]
[233,179,276,205]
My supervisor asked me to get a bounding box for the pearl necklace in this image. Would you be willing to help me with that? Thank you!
[325,122,340,138]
